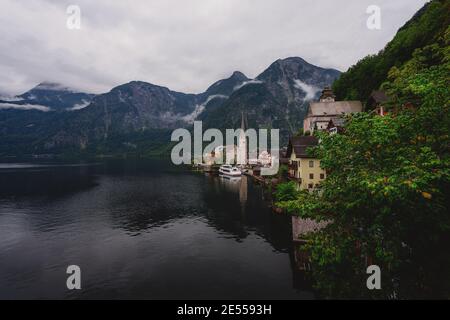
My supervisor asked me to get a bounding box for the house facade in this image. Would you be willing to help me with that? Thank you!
[303,87,363,133]
[326,117,346,135]
[287,136,326,190]
[367,90,390,117]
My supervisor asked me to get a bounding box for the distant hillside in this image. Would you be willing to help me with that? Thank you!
[201,57,341,143]
[333,0,450,106]
[0,82,94,111]
[0,57,339,158]
[0,82,95,156]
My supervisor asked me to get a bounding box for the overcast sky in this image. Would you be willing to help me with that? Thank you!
[0,0,428,95]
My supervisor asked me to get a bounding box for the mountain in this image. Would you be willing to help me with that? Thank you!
[257,57,340,103]
[168,71,252,125]
[203,71,250,97]
[43,81,197,151]
[39,72,251,153]
[0,82,96,155]
[0,58,340,157]
[201,57,341,142]
[333,0,450,105]
[0,82,95,112]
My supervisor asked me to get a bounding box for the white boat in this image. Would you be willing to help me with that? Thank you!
[218,164,242,177]
[219,174,241,182]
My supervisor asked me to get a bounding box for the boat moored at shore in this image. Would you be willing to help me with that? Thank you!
[218,164,242,177]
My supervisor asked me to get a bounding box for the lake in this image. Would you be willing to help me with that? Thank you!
[0,159,312,299]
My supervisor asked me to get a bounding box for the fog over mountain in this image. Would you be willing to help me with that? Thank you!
[0,56,339,156]
[0,82,95,112]
[0,0,430,157]
[0,0,427,95]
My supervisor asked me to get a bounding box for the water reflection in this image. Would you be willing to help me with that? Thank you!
[0,163,99,197]
[239,176,248,209]
[0,159,311,299]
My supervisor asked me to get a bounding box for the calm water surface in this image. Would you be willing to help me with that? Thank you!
[0,159,312,299]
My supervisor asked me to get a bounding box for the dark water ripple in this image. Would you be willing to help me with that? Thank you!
[0,159,312,299]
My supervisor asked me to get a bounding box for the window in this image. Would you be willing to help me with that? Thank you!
[309,173,314,179]
[309,160,314,168]
[308,184,313,189]
[320,173,325,179]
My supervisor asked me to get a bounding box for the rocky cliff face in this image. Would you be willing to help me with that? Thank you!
[201,57,341,142]
[0,82,95,155]
[257,57,340,105]
[0,57,341,156]
[0,82,95,111]
[42,72,251,150]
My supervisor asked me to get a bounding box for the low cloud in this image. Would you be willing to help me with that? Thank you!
[0,0,428,95]
[293,80,320,101]
[233,80,264,92]
[0,95,24,102]
[68,99,91,111]
[182,94,228,123]
[0,103,51,112]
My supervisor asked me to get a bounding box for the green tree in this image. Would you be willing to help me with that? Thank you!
[275,181,298,202]
[278,27,450,298]
[333,0,450,105]
[296,128,304,137]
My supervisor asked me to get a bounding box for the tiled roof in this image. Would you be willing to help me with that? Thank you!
[287,136,318,158]
[308,101,362,116]
[329,117,345,127]
[370,90,388,103]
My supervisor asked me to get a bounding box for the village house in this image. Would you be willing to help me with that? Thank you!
[286,136,326,191]
[203,145,238,165]
[326,117,346,134]
[303,87,363,133]
[367,90,389,116]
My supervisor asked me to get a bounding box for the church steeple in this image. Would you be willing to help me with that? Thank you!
[238,112,248,165]
[240,111,247,130]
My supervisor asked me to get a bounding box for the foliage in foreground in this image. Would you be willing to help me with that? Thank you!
[333,0,449,105]
[277,26,450,298]
[274,181,298,202]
